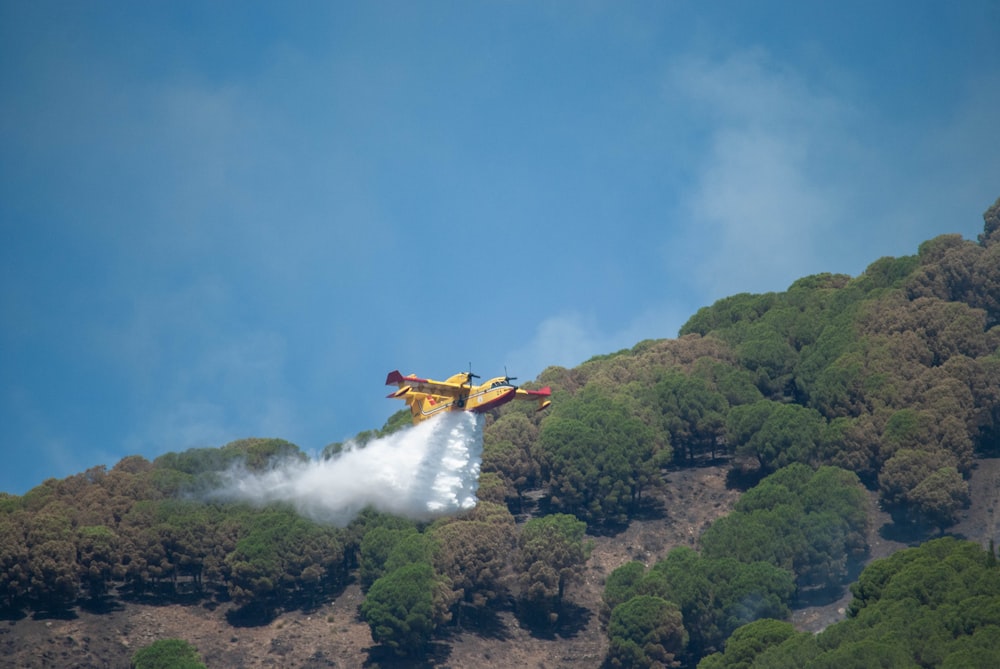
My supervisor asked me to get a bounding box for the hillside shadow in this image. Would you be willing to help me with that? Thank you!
[793,546,876,610]
[878,519,936,545]
[631,495,668,522]
[225,602,278,627]
[362,641,451,668]
[31,607,77,621]
[725,464,766,491]
[0,606,26,622]
[118,582,208,608]
[78,596,124,615]
[669,455,732,470]
[588,520,631,538]
[794,583,850,609]
[451,604,511,641]
[519,602,592,640]
[281,579,352,619]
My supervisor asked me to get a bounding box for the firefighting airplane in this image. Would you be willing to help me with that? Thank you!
[385,368,552,424]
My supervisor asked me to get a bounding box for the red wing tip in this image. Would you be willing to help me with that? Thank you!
[525,386,552,397]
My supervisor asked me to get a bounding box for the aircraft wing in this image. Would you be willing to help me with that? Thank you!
[515,386,553,411]
[385,370,468,398]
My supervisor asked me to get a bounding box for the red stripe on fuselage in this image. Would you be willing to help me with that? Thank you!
[471,387,516,413]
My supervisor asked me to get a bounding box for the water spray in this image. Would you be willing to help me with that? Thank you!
[209,411,484,526]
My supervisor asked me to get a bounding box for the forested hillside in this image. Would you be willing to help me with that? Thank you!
[2,198,999,668]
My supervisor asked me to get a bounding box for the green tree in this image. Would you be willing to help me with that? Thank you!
[515,513,590,625]
[538,384,666,524]
[383,531,438,575]
[680,293,779,338]
[907,466,970,531]
[735,538,1000,668]
[474,471,508,505]
[225,508,345,612]
[0,511,29,608]
[980,196,1000,247]
[908,232,1000,327]
[119,499,242,595]
[878,448,969,528]
[726,401,824,471]
[941,626,1000,669]
[808,348,867,419]
[656,371,729,463]
[76,525,122,600]
[481,415,539,511]
[806,639,915,669]
[358,523,417,592]
[220,437,308,471]
[745,631,819,669]
[360,561,447,656]
[153,447,231,477]
[692,358,764,407]
[429,503,516,614]
[601,561,647,623]
[131,638,206,669]
[735,325,799,399]
[26,502,79,611]
[607,595,688,668]
[638,547,795,660]
[701,464,868,591]
[697,618,797,669]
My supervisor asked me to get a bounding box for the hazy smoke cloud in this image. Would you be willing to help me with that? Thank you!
[209,412,484,526]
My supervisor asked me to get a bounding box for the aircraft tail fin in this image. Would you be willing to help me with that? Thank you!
[385,370,429,386]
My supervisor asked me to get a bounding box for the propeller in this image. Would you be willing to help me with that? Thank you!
[464,363,481,386]
[504,366,518,385]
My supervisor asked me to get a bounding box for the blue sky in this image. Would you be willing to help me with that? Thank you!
[2,1,999,495]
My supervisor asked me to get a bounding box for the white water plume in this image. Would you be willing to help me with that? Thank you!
[209,412,484,526]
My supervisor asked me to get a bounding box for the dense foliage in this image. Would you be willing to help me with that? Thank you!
[699,538,1000,667]
[601,462,869,666]
[2,198,999,662]
[686,230,1000,470]
[502,198,1000,532]
[603,547,795,665]
[608,595,688,668]
[0,456,353,616]
[360,561,447,656]
[514,513,591,624]
[699,464,869,592]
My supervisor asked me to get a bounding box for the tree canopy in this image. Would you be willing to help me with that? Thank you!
[604,546,795,664]
[700,464,869,591]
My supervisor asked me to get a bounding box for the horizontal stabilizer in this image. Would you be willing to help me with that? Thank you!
[385,370,428,386]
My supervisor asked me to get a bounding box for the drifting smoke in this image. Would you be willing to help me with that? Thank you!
[209,412,484,526]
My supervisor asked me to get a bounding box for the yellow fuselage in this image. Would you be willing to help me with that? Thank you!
[399,374,517,423]
[385,369,551,425]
